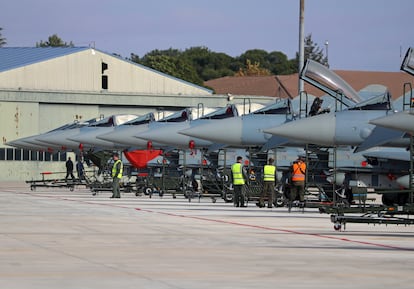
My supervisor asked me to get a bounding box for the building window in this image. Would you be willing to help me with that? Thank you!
[31,151,38,161]
[52,152,59,161]
[0,148,68,161]
[60,152,67,161]
[23,149,30,160]
[102,75,108,89]
[6,148,13,160]
[44,152,52,161]
[15,149,22,160]
[101,62,108,74]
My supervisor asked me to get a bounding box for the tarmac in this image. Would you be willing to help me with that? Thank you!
[1,182,414,289]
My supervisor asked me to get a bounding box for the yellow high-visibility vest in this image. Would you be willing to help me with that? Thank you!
[231,163,245,185]
[263,165,276,181]
[112,159,123,179]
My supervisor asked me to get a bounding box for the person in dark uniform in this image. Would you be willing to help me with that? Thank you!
[65,157,75,180]
[76,158,85,180]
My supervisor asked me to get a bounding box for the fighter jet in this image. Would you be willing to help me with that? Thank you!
[179,98,299,149]
[65,114,138,151]
[96,111,170,148]
[263,60,409,149]
[33,117,102,151]
[134,103,265,151]
[368,47,414,134]
[179,59,375,151]
[96,108,207,150]
[6,120,88,152]
[369,110,414,134]
[6,137,63,152]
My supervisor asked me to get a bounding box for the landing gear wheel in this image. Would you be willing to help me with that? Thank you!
[223,192,233,203]
[334,222,342,231]
[274,194,286,207]
[144,187,152,196]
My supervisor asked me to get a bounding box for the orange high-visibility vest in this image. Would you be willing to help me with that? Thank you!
[291,161,306,181]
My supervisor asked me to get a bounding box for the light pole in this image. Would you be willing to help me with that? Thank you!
[325,40,329,68]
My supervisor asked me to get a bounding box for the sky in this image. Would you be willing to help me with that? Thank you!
[1,0,413,72]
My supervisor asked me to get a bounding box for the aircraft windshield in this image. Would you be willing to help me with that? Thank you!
[348,91,391,111]
[252,99,291,115]
[49,122,76,132]
[87,114,137,127]
[401,47,414,76]
[123,113,155,126]
[200,105,236,119]
[300,59,362,107]
[160,109,191,122]
[189,106,219,120]
[89,116,114,127]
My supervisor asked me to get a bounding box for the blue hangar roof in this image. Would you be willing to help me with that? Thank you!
[0,47,90,73]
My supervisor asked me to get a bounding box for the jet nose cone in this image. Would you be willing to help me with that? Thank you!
[370,112,414,133]
[179,118,242,145]
[37,131,80,149]
[263,113,336,146]
[396,175,410,188]
[369,114,397,128]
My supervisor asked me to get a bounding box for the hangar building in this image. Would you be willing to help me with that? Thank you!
[0,47,273,181]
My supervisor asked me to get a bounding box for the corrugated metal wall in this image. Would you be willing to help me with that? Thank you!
[0,49,211,95]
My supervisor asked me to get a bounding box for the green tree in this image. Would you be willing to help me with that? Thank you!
[267,51,296,75]
[36,34,74,47]
[130,35,326,85]
[303,34,328,65]
[238,49,270,70]
[0,27,6,47]
[141,54,203,85]
[292,33,328,71]
[181,46,235,81]
[237,49,295,75]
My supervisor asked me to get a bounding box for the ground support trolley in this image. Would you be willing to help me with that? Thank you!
[320,203,414,231]
[26,171,89,191]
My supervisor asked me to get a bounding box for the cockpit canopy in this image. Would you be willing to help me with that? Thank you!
[252,98,291,115]
[401,47,414,76]
[300,59,362,108]
[348,90,392,111]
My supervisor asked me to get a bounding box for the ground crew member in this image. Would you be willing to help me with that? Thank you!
[76,158,85,180]
[111,152,123,198]
[65,157,75,180]
[231,156,247,207]
[290,156,306,207]
[258,158,276,208]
